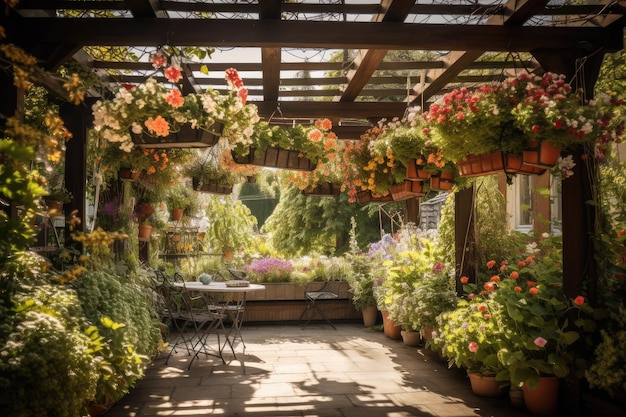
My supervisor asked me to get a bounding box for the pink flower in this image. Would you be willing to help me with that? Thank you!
[468,342,479,353]
[164,66,182,83]
[534,337,548,348]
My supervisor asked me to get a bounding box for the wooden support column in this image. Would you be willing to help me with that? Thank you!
[59,101,92,241]
[455,185,475,294]
[533,47,605,303]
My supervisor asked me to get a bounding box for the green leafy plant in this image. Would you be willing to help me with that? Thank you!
[585,306,626,399]
[205,195,257,254]
[232,118,338,164]
[435,296,511,379]
[483,252,597,389]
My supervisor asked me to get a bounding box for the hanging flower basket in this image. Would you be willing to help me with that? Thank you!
[192,177,233,195]
[302,182,341,197]
[457,152,546,177]
[522,140,562,168]
[355,190,393,204]
[405,158,433,181]
[429,170,455,191]
[232,147,317,171]
[388,180,425,201]
[118,167,141,181]
[130,122,223,149]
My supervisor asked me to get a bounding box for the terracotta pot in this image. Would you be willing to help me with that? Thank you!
[406,158,432,181]
[170,208,184,221]
[523,140,562,168]
[468,373,505,397]
[429,170,455,191]
[388,180,425,201]
[457,152,546,177]
[361,305,378,327]
[510,389,525,409]
[222,248,235,262]
[381,310,402,340]
[421,325,435,340]
[138,224,152,239]
[401,330,421,347]
[523,376,560,416]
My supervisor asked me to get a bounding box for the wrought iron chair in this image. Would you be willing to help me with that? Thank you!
[299,280,339,329]
[160,274,228,369]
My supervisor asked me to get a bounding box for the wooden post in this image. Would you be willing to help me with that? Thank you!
[455,185,475,294]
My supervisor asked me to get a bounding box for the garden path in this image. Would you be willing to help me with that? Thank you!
[105,323,538,417]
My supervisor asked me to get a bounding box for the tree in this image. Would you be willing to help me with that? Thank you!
[262,181,392,256]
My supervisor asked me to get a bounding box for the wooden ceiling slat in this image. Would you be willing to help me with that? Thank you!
[2,18,621,52]
[338,0,419,102]
[412,0,550,106]
[15,1,625,18]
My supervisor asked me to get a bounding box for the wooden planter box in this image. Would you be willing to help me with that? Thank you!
[232,147,317,171]
[131,122,222,148]
[243,282,361,323]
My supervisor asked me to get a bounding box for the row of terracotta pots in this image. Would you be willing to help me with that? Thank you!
[378,309,560,416]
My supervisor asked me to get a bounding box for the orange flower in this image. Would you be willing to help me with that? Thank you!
[460,276,469,284]
[529,287,539,295]
[518,261,526,268]
[574,296,585,305]
[489,275,500,282]
[165,89,184,108]
[144,115,170,137]
[514,286,522,292]
[486,260,496,268]
[510,271,519,279]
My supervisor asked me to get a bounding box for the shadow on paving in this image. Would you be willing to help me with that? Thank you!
[104,323,553,417]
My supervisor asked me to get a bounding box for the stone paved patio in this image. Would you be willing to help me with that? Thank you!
[105,323,539,417]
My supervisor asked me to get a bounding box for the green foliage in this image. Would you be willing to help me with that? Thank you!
[585,306,626,399]
[381,239,457,331]
[262,181,381,256]
[205,195,257,252]
[435,297,511,379]
[69,268,161,405]
[0,282,99,417]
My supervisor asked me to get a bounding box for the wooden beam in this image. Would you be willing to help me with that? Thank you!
[2,19,621,52]
[412,0,549,105]
[338,0,430,102]
[259,0,282,102]
[252,101,408,120]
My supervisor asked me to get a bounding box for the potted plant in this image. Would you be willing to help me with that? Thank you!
[231,118,337,169]
[287,139,349,196]
[204,195,257,260]
[425,72,601,176]
[185,146,242,195]
[92,67,259,152]
[343,250,377,326]
[484,253,597,414]
[164,182,197,221]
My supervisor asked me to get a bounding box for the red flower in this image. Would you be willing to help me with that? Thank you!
[510,271,519,280]
[574,296,585,305]
[518,261,526,268]
[486,260,496,269]
[490,275,500,282]
[477,304,487,312]
[514,286,522,292]
[529,287,539,295]
[460,276,469,284]
[527,281,537,287]
[164,66,182,83]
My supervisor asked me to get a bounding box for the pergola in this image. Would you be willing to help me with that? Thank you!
[1,0,625,300]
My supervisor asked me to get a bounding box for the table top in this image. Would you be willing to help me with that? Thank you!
[174,281,265,293]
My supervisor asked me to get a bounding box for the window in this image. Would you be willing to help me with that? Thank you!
[507,175,533,232]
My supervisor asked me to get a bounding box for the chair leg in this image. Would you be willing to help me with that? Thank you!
[299,300,336,329]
